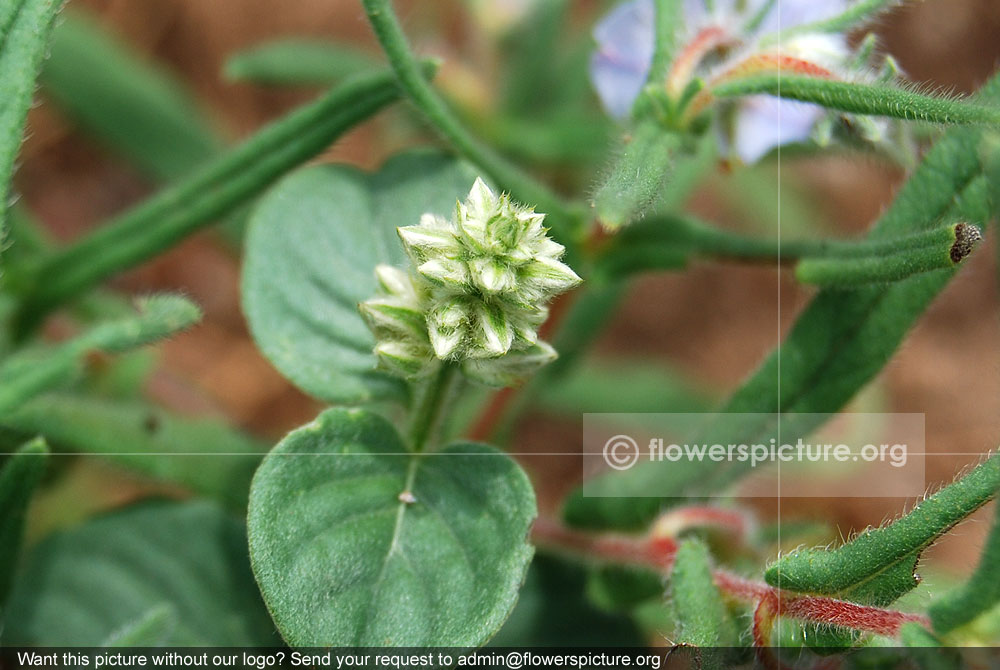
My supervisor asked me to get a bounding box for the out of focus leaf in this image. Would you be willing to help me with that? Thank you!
[1,394,263,510]
[490,555,643,647]
[101,604,178,647]
[0,438,48,609]
[0,295,200,416]
[2,500,278,646]
[540,357,717,415]
[224,39,377,86]
[0,0,64,246]
[929,501,1000,633]
[41,9,223,182]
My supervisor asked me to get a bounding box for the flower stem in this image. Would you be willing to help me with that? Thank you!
[712,74,1000,127]
[359,0,582,242]
[649,0,683,85]
[408,363,459,453]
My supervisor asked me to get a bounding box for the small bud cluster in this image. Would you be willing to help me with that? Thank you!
[360,178,581,387]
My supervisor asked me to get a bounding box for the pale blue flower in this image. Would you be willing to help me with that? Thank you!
[590,0,851,163]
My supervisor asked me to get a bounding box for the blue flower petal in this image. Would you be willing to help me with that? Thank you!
[590,0,655,118]
[732,96,823,163]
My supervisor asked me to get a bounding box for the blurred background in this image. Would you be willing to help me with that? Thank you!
[14,0,1000,604]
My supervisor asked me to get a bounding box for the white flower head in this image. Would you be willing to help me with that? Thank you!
[361,178,582,387]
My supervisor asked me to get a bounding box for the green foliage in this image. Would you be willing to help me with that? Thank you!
[592,123,685,230]
[1,394,263,510]
[540,358,717,415]
[0,438,48,608]
[101,604,179,647]
[900,623,962,670]
[247,408,535,646]
[713,76,1000,128]
[0,295,201,416]
[13,64,434,335]
[566,68,1000,531]
[224,39,376,86]
[765,455,1000,606]
[0,0,64,246]
[928,502,1000,633]
[669,539,733,668]
[242,151,477,405]
[42,9,223,182]
[359,0,580,237]
[2,500,278,646]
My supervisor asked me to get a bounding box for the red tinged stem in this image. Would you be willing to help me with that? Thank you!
[531,518,931,640]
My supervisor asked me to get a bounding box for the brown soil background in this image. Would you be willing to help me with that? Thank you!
[16,0,1000,581]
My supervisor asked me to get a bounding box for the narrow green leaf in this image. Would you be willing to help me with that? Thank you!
[0,0,64,246]
[928,501,1000,633]
[101,604,178,647]
[564,69,1000,531]
[669,539,733,668]
[795,223,982,287]
[0,438,48,607]
[224,39,377,86]
[765,454,1000,606]
[491,555,643,647]
[247,407,536,646]
[592,123,685,230]
[41,9,223,182]
[713,75,1000,128]
[242,151,477,405]
[2,500,278,646]
[0,295,201,416]
[13,64,435,336]
[1,394,263,510]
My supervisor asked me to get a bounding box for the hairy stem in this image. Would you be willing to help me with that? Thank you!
[531,518,930,639]
[359,0,581,240]
[408,364,458,453]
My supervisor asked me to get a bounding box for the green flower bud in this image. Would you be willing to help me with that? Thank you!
[360,178,582,387]
[359,265,437,379]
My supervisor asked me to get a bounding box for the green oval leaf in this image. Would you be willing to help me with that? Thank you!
[242,150,478,405]
[2,500,278,646]
[247,407,536,646]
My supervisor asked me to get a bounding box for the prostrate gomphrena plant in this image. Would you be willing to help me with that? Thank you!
[6,0,1000,660]
[360,177,581,388]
